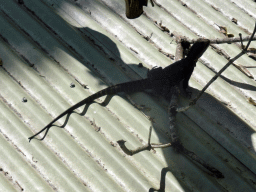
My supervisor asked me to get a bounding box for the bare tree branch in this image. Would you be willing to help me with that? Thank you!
[186,34,256,45]
[178,22,256,112]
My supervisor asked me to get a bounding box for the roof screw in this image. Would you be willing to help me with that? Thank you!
[22,97,27,102]
[70,83,75,88]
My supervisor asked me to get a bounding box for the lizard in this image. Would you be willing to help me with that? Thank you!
[28,38,210,142]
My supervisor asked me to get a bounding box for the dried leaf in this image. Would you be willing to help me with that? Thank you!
[248,48,256,53]
[232,18,238,24]
[248,97,256,106]
[211,5,220,12]
[219,26,227,35]
[233,63,254,78]
[215,23,234,37]
[227,33,234,38]
[159,21,170,33]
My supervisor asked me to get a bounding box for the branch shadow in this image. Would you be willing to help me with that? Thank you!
[149,167,172,192]
[220,74,256,91]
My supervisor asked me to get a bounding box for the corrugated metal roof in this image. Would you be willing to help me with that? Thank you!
[0,0,256,191]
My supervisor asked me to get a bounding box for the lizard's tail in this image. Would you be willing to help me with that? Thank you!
[28,78,151,141]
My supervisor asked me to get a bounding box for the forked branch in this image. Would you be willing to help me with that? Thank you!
[186,34,256,45]
[178,22,256,112]
[118,38,224,178]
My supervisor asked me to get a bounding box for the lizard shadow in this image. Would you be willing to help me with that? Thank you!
[60,27,196,189]
[4,0,255,190]
[148,167,172,192]
[56,27,256,189]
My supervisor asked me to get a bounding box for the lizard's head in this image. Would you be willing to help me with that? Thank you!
[186,39,210,62]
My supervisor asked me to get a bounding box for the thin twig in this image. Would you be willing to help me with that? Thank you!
[189,51,245,106]
[186,35,256,45]
[178,22,256,111]
[117,126,172,156]
[239,33,244,49]
[117,127,224,178]
[117,140,172,156]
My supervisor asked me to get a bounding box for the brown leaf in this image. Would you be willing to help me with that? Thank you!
[248,48,256,53]
[219,26,227,35]
[227,33,234,38]
[233,63,254,78]
[232,18,238,24]
[248,97,256,106]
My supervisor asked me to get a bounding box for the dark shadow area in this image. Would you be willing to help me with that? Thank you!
[2,0,256,191]
[26,24,256,190]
